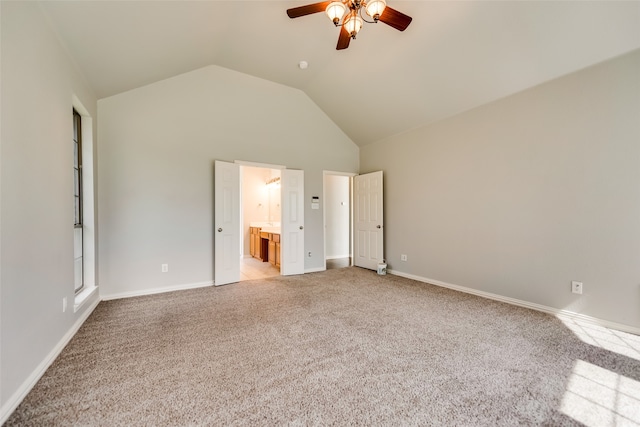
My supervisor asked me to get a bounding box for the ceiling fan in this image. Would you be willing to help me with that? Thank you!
[286,0,412,50]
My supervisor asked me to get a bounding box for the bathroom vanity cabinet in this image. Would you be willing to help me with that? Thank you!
[249,226,280,269]
[250,227,262,259]
[261,231,280,269]
[267,233,280,269]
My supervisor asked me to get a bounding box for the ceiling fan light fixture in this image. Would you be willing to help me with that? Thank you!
[344,12,363,38]
[325,1,347,26]
[365,0,386,21]
[286,0,412,50]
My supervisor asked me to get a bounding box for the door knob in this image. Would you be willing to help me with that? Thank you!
[300,226,304,230]
[218,228,223,232]
[377,225,381,229]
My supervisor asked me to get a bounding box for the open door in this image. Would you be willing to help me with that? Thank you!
[354,171,384,270]
[214,161,240,285]
[281,169,305,275]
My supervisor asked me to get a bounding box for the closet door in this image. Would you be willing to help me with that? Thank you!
[354,171,383,270]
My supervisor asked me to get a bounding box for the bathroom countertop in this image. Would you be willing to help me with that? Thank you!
[250,222,281,234]
[260,227,281,234]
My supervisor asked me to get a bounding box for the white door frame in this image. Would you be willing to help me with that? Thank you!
[322,171,357,270]
[235,160,286,170]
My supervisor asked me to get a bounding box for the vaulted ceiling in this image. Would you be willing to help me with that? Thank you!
[39,1,640,146]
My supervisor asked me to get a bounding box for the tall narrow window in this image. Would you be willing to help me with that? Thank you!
[73,109,84,293]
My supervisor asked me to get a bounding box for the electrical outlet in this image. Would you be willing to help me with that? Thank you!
[571,281,583,295]
[401,254,408,262]
[161,264,169,273]
[62,297,67,313]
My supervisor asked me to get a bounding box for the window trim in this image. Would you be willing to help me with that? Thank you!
[73,108,84,294]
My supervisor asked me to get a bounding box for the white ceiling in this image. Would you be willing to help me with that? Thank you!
[39,1,640,146]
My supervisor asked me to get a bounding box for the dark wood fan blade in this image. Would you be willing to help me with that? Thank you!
[336,25,351,50]
[379,6,412,31]
[287,1,331,18]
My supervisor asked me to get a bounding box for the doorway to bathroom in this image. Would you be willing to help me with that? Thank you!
[240,165,282,281]
[214,160,305,286]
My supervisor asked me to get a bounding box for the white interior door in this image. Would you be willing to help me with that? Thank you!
[214,161,240,285]
[281,169,305,276]
[354,171,384,270]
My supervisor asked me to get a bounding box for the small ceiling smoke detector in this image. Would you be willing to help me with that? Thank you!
[298,60,309,70]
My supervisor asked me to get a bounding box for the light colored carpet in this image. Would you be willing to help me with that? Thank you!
[5,267,640,426]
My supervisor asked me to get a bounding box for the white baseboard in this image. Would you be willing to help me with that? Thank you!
[305,267,326,273]
[326,255,350,260]
[101,281,213,301]
[387,269,640,336]
[0,296,101,425]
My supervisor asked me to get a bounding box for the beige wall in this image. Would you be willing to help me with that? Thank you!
[324,175,350,259]
[1,1,99,416]
[98,65,359,297]
[361,50,640,330]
